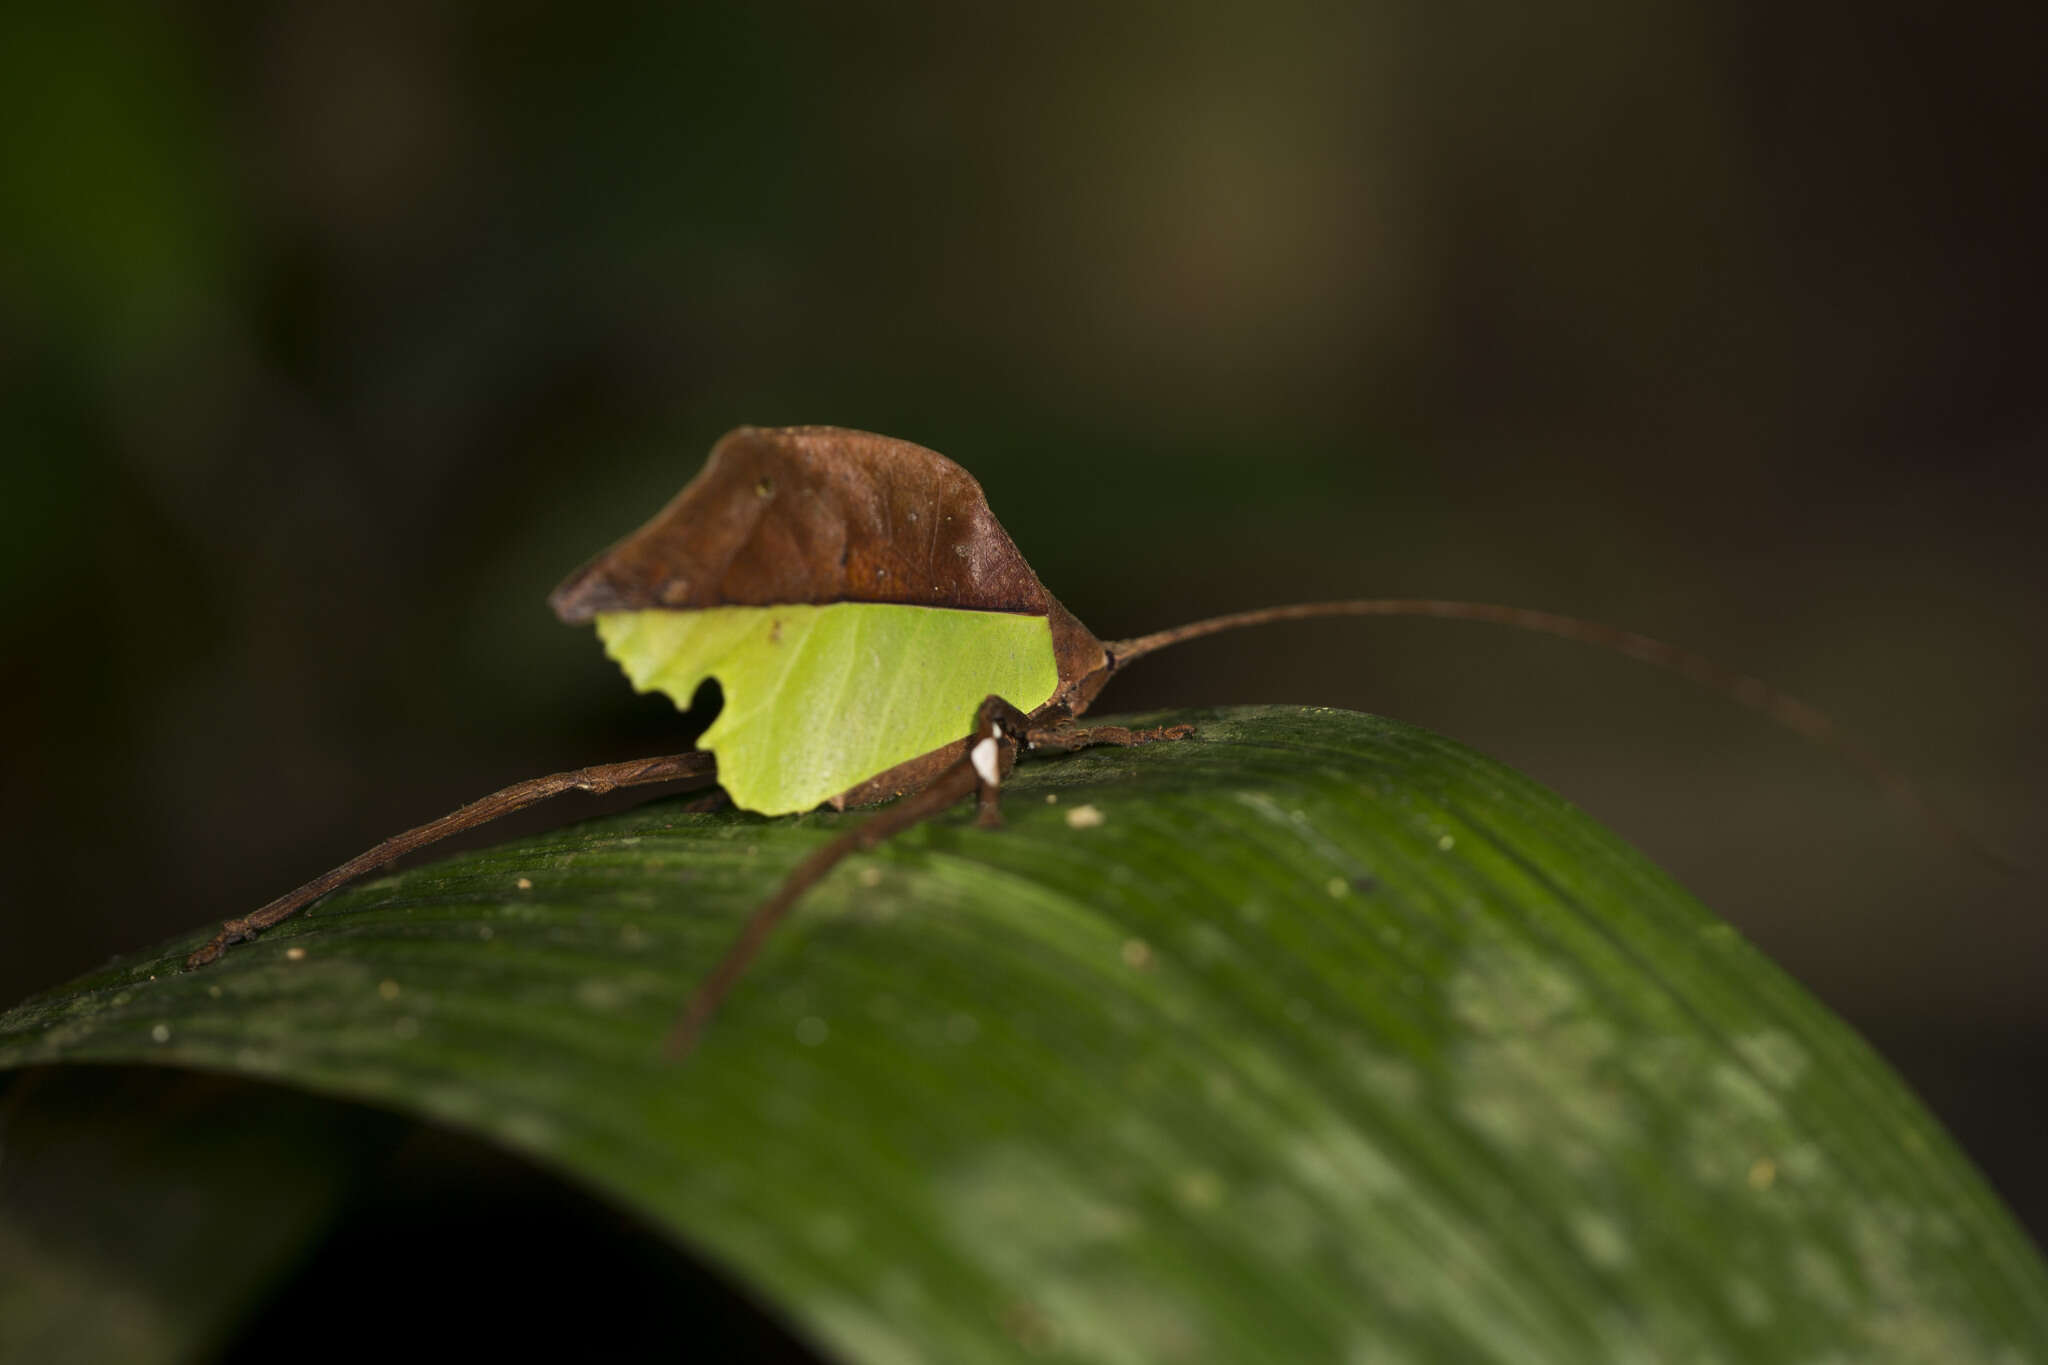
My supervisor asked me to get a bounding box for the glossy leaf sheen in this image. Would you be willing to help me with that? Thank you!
[2,708,2042,1363]
[596,603,1059,814]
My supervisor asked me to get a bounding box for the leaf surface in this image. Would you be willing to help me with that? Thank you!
[2,707,2042,1363]
[596,602,1058,813]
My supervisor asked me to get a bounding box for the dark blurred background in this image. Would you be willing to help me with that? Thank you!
[2,0,2041,1251]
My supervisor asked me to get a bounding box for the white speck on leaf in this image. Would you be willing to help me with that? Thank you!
[1725,1276,1775,1327]
[1570,1210,1633,1269]
[807,1210,856,1254]
[1176,1169,1224,1209]
[1185,924,1231,964]
[577,979,626,1012]
[150,1023,171,1044]
[500,1111,559,1153]
[1734,1030,1810,1090]
[1065,804,1105,829]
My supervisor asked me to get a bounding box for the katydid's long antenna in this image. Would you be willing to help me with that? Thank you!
[1108,599,2016,873]
[186,751,717,969]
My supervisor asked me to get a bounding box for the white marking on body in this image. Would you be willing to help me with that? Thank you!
[971,736,1002,787]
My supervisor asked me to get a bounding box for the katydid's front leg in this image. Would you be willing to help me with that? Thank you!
[970,695,1034,828]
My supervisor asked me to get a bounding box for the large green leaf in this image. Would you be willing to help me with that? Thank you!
[2,707,2042,1362]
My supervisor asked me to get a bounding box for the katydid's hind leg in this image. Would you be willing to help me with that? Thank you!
[186,751,716,970]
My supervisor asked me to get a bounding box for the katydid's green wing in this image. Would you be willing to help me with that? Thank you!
[551,427,1113,812]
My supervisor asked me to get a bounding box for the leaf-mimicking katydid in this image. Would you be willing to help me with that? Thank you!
[186,425,1993,1056]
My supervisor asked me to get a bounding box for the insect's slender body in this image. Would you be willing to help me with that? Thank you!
[187,426,1993,1055]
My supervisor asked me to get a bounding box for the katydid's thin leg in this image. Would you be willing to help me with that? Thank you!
[665,761,977,1059]
[976,770,1003,827]
[1029,720,1195,753]
[669,696,1026,1058]
[970,695,1033,829]
[187,751,718,969]
[971,714,1192,826]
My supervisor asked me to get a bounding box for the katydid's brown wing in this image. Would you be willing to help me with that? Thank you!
[552,427,1111,815]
